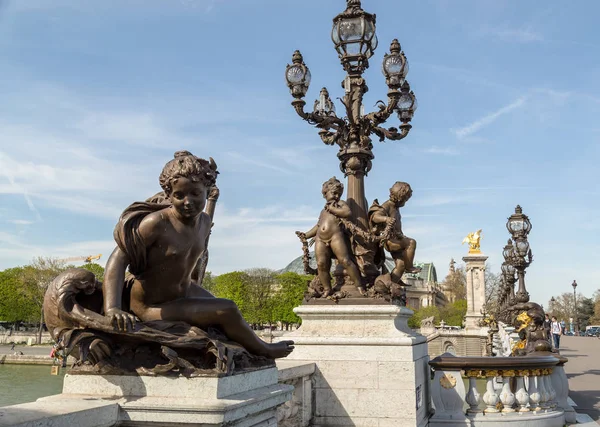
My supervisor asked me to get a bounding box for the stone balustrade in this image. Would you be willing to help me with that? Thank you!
[496,322,517,357]
[428,353,573,426]
[275,361,316,427]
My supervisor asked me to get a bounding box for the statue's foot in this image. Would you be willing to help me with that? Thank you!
[321,287,333,298]
[357,286,367,296]
[405,266,422,274]
[265,340,295,359]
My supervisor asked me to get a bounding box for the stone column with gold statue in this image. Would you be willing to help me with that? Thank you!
[462,230,488,331]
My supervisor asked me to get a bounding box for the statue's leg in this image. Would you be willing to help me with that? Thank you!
[138,298,294,359]
[390,251,406,284]
[187,283,215,298]
[315,241,333,296]
[331,234,364,292]
[401,237,420,273]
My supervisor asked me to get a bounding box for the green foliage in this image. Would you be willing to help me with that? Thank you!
[273,272,311,325]
[213,271,250,315]
[408,300,467,329]
[201,271,216,294]
[0,267,38,322]
[441,300,467,327]
[578,297,594,329]
[79,263,105,282]
[408,305,441,329]
[0,257,72,324]
[210,270,309,329]
[244,268,277,326]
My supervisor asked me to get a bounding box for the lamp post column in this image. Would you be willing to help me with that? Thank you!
[572,280,578,334]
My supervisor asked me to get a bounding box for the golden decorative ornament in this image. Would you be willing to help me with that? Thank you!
[465,369,481,378]
[440,373,457,389]
[501,370,516,377]
[462,229,483,253]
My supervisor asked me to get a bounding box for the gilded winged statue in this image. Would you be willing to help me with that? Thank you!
[462,229,483,253]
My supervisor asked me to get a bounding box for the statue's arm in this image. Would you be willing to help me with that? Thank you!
[326,201,352,218]
[370,209,390,224]
[103,247,129,313]
[304,224,318,239]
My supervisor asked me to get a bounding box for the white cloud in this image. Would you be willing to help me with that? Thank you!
[205,204,318,273]
[0,233,116,270]
[6,219,34,225]
[424,146,459,156]
[453,96,527,139]
[224,151,296,176]
[493,29,543,43]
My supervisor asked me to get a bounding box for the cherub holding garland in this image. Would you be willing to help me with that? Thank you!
[296,177,364,297]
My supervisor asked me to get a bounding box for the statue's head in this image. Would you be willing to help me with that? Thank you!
[159,151,219,219]
[322,177,344,202]
[389,181,412,206]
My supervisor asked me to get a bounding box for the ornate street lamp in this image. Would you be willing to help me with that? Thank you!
[284,0,417,237]
[502,239,517,306]
[550,296,556,313]
[506,206,533,303]
[572,280,578,333]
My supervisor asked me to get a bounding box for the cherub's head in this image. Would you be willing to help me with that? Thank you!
[321,177,344,202]
[159,151,219,219]
[389,181,412,207]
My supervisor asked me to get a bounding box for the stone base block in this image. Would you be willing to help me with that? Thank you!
[278,305,430,427]
[428,410,565,427]
[1,367,293,427]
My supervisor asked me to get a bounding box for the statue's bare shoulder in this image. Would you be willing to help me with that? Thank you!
[138,209,170,246]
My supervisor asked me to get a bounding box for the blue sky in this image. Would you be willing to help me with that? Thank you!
[0,0,599,306]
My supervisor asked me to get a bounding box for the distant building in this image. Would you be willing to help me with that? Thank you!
[279,254,447,310]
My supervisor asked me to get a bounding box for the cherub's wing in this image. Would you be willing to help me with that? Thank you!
[461,237,469,244]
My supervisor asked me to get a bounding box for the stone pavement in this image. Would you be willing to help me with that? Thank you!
[561,335,600,425]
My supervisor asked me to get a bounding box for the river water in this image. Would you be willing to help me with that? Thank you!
[0,365,65,407]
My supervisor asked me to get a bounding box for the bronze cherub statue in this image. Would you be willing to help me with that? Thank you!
[43,151,294,376]
[296,177,365,297]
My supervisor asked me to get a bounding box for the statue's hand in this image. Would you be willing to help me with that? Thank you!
[208,185,220,201]
[106,308,138,332]
[295,231,306,240]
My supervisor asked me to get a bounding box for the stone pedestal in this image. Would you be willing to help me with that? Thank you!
[281,304,430,427]
[463,252,488,331]
[1,367,293,427]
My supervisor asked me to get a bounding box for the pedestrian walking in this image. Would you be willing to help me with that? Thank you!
[551,316,563,349]
[10,342,15,351]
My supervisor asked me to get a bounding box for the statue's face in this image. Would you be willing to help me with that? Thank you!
[169,177,207,219]
[325,187,341,202]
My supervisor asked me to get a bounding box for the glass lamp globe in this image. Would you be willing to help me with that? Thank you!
[382,39,408,88]
[507,205,532,238]
[285,51,311,98]
[331,0,377,73]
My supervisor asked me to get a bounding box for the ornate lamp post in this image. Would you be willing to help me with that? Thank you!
[502,239,517,308]
[550,296,556,314]
[572,280,578,333]
[506,205,533,303]
[285,0,416,232]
